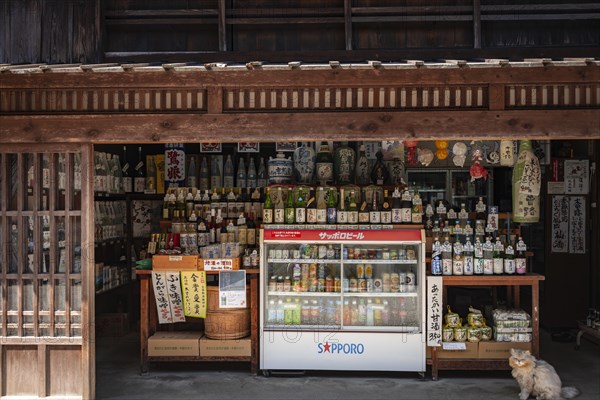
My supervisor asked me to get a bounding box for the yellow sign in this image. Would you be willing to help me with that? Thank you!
[181,271,207,318]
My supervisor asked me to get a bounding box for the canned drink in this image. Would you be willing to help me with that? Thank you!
[382,251,390,260]
[334,277,341,292]
[391,273,400,292]
[318,245,327,259]
[373,278,383,292]
[347,248,354,259]
[406,249,416,260]
[349,278,358,292]
[309,263,317,278]
[293,250,301,259]
[301,263,309,279]
[274,249,283,259]
[325,277,334,292]
[342,247,348,260]
[342,278,350,292]
[269,249,276,259]
[317,278,325,292]
[365,264,373,279]
[366,278,374,292]
[389,249,398,260]
[397,249,406,260]
[293,263,301,279]
[282,249,290,259]
[356,264,365,279]
[399,272,407,293]
[358,278,367,292]
[318,265,326,279]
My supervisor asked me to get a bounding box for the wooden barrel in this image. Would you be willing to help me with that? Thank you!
[204,309,250,340]
[207,285,250,312]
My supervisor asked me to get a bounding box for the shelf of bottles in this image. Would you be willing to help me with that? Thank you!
[263,239,423,333]
[428,198,530,277]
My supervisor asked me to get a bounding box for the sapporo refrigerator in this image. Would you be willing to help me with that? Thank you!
[260,229,426,374]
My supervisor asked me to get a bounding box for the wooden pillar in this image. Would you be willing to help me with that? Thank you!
[344,0,353,51]
[473,0,482,49]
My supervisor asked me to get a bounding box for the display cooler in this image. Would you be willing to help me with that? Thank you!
[259,229,426,374]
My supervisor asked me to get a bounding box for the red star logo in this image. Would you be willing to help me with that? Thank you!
[323,342,331,353]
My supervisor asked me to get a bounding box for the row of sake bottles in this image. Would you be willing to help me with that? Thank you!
[262,186,422,225]
[431,235,528,276]
[93,146,269,195]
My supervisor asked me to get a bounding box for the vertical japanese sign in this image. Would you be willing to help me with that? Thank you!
[165,143,186,188]
[565,160,589,194]
[569,196,586,254]
[427,276,443,347]
[151,272,173,324]
[551,196,569,253]
[219,270,247,308]
[166,272,186,322]
[181,271,207,318]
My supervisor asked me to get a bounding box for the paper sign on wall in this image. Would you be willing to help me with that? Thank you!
[152,272,173,324]
[181,271,207,318]
[165,272,186,322]
[427,276,443,347]
[219,270,247,308]
[569,196,586,254]
[551,196,569,253]
[564,160,589,194]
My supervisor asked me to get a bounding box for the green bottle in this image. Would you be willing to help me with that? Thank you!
[262,187,273,224]
[326,188,337,224]
[295,188,306,224]
[285,187,295,224]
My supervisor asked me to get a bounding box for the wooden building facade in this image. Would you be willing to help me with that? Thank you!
[0,1,599,399]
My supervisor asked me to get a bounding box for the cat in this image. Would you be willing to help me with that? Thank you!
[509,348,580,400]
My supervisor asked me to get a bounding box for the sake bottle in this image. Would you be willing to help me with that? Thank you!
[370,151,389,185]
[504,241,516,275]
[273,187,285,224]
[516,237,528,275]
[210,156,221,189]
[380,189,392,224]
[463,237,474,275]
[326,188,337,224]
[333,141,355,185]
[355,144,370,185]
[237,157,247,189]
[441,236,453,275]
[493,238,505,275]
[512,140,541,223]
[257,157,268,187]
[452,236,464,275]
[337,188,348,224]
[199,156,210,192]
[223,155,235,188]
[316,187,327,224]
[474,237,484,275]
[482,237,494,275]
[306,188,318,224]
[391,187,402,223]
[262,187,273,224]
[285,187,295,224]
[431,237,442,275]
[187,156,197,189]
[295,188,307,224]
[347,190,359,224]
[247,157,257,189]
[315,144,334,186]
[411,192,423,224]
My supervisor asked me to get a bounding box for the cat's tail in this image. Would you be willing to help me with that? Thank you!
[561,386,580,399]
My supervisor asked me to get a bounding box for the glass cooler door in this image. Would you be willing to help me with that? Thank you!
[263,242,342,330]
[342,243,421,332]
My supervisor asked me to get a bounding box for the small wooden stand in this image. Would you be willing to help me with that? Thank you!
[429,274,545,380]
[136,269,260,374]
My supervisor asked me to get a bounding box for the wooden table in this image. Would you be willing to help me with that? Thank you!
[429,274,545,380]
[136,269,260,374]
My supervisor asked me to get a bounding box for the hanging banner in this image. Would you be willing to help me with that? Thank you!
[181,271,207,318]
[551,196,569,253]
[564,160,589,194]
[219,270,247,309]
[569,196,586,254]
[165,272,186,323]
[152,272,174,324]
[164,143,186,188]
[427,276,443,347]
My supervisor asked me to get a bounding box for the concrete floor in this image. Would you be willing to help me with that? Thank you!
[96,329,600,400]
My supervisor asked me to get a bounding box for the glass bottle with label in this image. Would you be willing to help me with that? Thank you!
[237,157,247,189]
[247,157,257,189]
[516,237,528,275]
[134,146,145,193]
[273,187,285,224]
[380,189,392,224]
[475,197,487,227]
[336,188,347,224]
[257,157,268,188]
[441,236,453,275]
[316,187,327,224]
[223,155,234,188]
[358,198,370,225]
[326,188,337,224]
[262,187,274,224]
[474,237,484,275]
[295,188,306,224]
[306,188,317,224]
[210,156,221,189]
[369,191,381,224]
[504,241,516,274]
[199,156,210,192]
[400,189,412,223]
[315,144,334,186]
[391,187,402,223]
[347,190,358,224]
[187,156,197,188]
[146,155,156,193]
[370,151,389,185]
[482,237,494,275]
[355,144,370,185]
[458,203,468,227]
[411,192,423,224]
[431,237,442,275]
[493,238,505,275]
[285,187,295,224]
[463,237,474,275]
[452,237,464,275]
[121,146,133,193]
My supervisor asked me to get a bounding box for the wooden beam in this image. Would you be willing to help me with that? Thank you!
[344,0,352,51]
[218,0,227,51]
[1,110,598,144]
[489,84,506,110]
[2,65,596,89]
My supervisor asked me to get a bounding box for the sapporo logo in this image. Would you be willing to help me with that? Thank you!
[317,341,365,354]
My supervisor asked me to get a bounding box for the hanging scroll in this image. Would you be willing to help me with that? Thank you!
[569,196,586,254]
[181,271,208,318]
[551,196,569,253]
[152,272,174,324]
[427,276,443,347]
[166,272,186,323]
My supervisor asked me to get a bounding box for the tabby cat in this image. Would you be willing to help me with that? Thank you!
[509,348,580,400]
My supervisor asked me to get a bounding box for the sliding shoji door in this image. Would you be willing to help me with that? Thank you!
[0,144,94,399]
